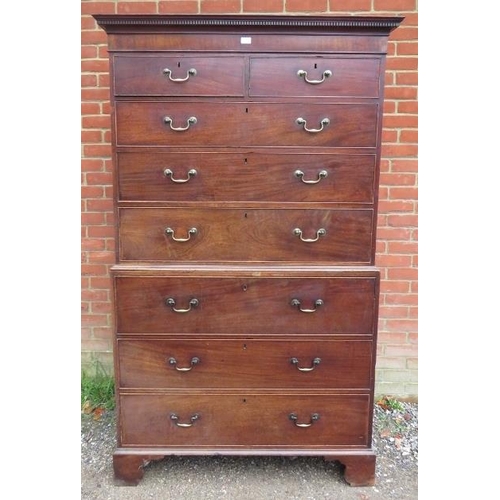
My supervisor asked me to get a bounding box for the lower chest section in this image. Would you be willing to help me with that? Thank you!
[113,270,378,449]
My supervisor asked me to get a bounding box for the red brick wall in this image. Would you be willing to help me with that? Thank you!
[81,0,418,399]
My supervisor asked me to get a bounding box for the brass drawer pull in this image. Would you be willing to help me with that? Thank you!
[297,69,332,85]
[291,298,323,313]
[163,67,197,82]
[296,117,330,133]
[170,413,200,427]
[168,356,200,371]
[293,227,326,242]
[165,297,199,313]
[294,169,328,184]
[289,413,320,428]
[165,227,197,242]
[164,116,197,132]
[164,168,197,183]
[290,357,321,372]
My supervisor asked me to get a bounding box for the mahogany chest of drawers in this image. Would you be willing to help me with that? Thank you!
[94,14,402,487]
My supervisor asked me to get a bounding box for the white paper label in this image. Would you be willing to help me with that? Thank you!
[240,36,252,45]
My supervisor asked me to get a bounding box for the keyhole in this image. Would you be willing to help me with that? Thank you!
[245,107,248,113]
[242,284,248,291]
[244,158,248,164]
[177,61,181,68]
[243,344,247,350]
[314,63,318,69]
[244,212,248,218]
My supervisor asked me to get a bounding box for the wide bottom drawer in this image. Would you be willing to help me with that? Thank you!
[119,393,371,447]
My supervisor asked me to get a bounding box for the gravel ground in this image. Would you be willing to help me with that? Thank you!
[81,401,417,499]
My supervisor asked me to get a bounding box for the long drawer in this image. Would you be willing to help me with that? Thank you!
[119,393,372,447]
[113,55,245,96]
[117,152,376,204]
[115,102,378,147]
[118,208,374,264]
[249,57,381,97]
[117,338,373,389]
[114,276,377,335]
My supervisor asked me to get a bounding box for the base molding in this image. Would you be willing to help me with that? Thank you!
[113,448,376,486]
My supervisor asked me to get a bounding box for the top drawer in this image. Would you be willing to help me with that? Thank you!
[249,57,381,98]
[113,55,245,96]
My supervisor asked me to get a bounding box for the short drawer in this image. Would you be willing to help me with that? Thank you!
[249,57,381,97]
[113,55,245,96]
[117,152,376,204]
[117,339,373,389]
[118,207,374,264]
[119,393,372,448]
[115,102,378,148]
[115,276,377,335]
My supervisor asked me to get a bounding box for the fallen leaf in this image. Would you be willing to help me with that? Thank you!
[82,401,94,414]
[380,429,391,438]
[93,407,104,420]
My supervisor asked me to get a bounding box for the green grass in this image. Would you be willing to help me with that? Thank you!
[81,363,115,412]
[377,395,405,412]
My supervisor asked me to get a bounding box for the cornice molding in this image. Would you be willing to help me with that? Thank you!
[94,14,403,33]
